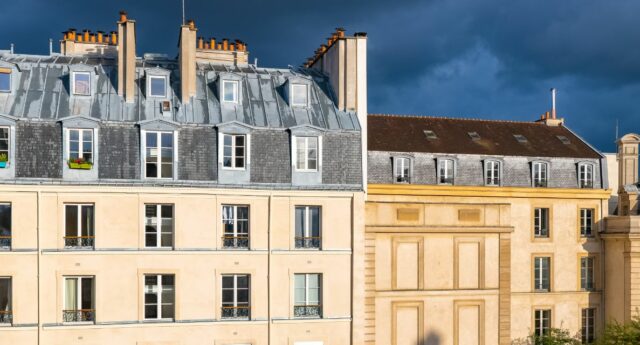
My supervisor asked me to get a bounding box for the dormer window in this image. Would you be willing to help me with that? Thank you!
[148,76,167,98]
[438,158,455,185]
[532,162,548,187]
[144,131,175,179]
[222,80,239,103]
[485,160,501,186]
[67,129,94,169]
[291,84,309,107]
[222,133,246,169]
[0,127,9,168]
[0,69,11,92]
[294,136,319,171]
[72,72,91,96]
[393,157,411,183]
[578,163,594,188]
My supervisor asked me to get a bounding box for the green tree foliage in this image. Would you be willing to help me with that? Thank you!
[595,317,640,345]
[512,328,581,345]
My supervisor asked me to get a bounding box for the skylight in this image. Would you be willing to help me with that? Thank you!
[468,132,481,141]
[513,134,528,143]
[424,130,438,140]
[556,135,571,145]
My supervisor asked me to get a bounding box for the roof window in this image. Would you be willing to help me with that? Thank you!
[423,130,438,140]
[468,132,481,141]
[513,134,528,143]
[556,135,571,145]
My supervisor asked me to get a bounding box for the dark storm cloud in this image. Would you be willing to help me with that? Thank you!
[1,0,639,151]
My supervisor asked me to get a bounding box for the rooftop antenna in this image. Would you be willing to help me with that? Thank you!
[550,87,557,119]
[182,0,186,25]
[49,39,53,55]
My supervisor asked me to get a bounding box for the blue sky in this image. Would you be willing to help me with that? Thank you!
[2,0,639,152]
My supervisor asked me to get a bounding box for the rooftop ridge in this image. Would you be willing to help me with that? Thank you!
[368,113,549,125]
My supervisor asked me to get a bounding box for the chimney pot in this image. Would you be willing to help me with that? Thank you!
[210,38,216,49]
[222,39,229,50]
[119,10,127,22]
[187,19,195,30]
[335,27,345,38]
[62,31,69,40]
[197,37,204,49]
[110,31,117,45]
[230,43,236,51]
[97,31,104,43]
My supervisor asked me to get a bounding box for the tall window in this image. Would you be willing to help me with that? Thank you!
[534,309,551,337]
[581,308,595,344]
[222,80,238,103]
[579,164,594,188]
[295,137,318,171]
[145,131,174,179]
[533,162,548,187]
[0,127,9,168]
[222,134,246,169]
[144,274,175,320]
[438,159,454,185]
[534,256,551,292]
[394,157,411,183]
[581,257,595,291]
[221,274,250,320]
[72,72,91,96]
[294,273,322,318]
[295,206,321,249]
[68,128,93,166]
[534,208,549,238]
[0,204,10,249]
[485,160,500,186]
[580,209,594,237]
[63,276,94,323]
[64,204,94,248]
[222,205,249,249]
[291,84,309,107]
[148,76,167,98]
[145,205,174,248]
[0,277,11,324]
[0,70,11,92]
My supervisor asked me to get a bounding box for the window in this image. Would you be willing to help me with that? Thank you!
[534,256,551,292]
[394,157,411,183]
[534,208,550,238]
[222,134,245,169]
[579,164,594,188]
[468,131,481,141]
[438,159,454,185]
[294,273,322,318]
[514,134,528,143]
[534,309,551,337]
[295,206,321,249]
[0,70,11,92]
[0,204,10,249]
[580,209,594,237]
[0,277,11,324]
[557,135,571,145]
[221,274,250,319]
[533,162,548,187]
[64,204,94,248]
[72,72,91,96]
[295,137,318,171]
[68,128,93,167]
[485,160,500,186]
[148,76,167,98]
[145,131,174,178]
[222,205,249,249]
[580,257,595,291]
[581,308,595,344]
[145,204,174,248]
[63,276,94,323]
[291,84,309,107]
[222,80,238,103]
[423,130,437,140]
[0,127,9,168]
[144,274,175,320]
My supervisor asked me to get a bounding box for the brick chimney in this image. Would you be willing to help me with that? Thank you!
[60,27,117,57]
[536,88,564,126]
[117,10,136,103]
[179,19,197,104]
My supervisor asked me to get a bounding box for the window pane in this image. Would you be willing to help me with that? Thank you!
[150,77,166,97]
[292,84,308,106]
[310,207,320,237]
[0,72,10,92]
[0,278,10,312]
[161,133,173,148]
[237,275,249,288]
[64,278,78,310]
[145,305,157,319]
[146,133,158,148]
[74,73,91,95]
[0,204,10,239]
[222,276,234,289]
[146,163,157,178]
[223,81,237,102]
[65,205,78,237]
[161,304,174,319]
[81,205,94,237]
[295,207,305,237]
[81,278,93,309]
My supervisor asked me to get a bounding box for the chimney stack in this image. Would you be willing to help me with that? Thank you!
[117,10,136,103]
[179,19,198,104]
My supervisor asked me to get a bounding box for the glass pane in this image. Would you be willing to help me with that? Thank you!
[64,278,78,310]
[150,77,166,97]
[74,73,91,95]
[70,130,79,141]
[310,207,320,236]
[161,275,174,287]
[292,84,308,105]
[65,205,78,237]
[81,278,93,309]
[237,289,249,302]
[224,134,232,147]
[0,279,10,311]
[146,163,157,178]
[161,233,173,247]
[161,133,173,148]
[146,132,158,148]
[235,135,245,147]
[161,163,173,178]
[161,304,174,319]
[237,275,249,288]
[161,148,173,162]
[145,305,157,319]
[223,81,237,102]
[0,73,10,91]
[145,233,157,247]
[295,207,305,237]
[222,290,234,303]
[81,206,94,236]
[0,205,10,237]
[82,130,92,142]
[222,276,233,289]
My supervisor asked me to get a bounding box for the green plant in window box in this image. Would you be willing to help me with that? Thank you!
[68,157,93,170]
[0,153,8,168]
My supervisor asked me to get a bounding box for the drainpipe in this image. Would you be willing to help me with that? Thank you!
[267,194,272,344]
[37,189,41,345]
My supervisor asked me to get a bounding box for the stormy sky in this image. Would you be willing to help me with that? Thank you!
[1,0,639,152]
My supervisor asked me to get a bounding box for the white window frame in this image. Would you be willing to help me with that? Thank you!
[0,203,10,249]
[291,84,309,107]
[66,128,94,162]
[0,126,10,166]
[0,277,11,324]
[222,80,239,103]
[294,273,322,310]
[532,161,548,187]
[295,206,321,249]
[221,274,250,319]
[0,71,11,93]
[534,256,551,292]
[293,136,320,172]
[142,130,177,179]
[580,208,594,237]
[581,308,595,344]
[144,204,174,249]
[72,71,91,96]
[534,208,549,238]
[580,256,594,291]
[64,204,94,248]
[534,309,551,337]
[394,157,411,183]
[222,205,250,247]
[484,160,501,186]
[578,163,594,188]
[438,158,455,185]
[148,75,168,98]
[63,276,94,324]
[221,133,247,170]
[143,274,175,320]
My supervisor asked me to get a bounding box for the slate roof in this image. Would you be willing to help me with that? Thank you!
[0,53,360,131]
[368,114,602,159]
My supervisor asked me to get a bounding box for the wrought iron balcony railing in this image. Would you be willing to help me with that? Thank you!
[0,235,10,249]
[221,306,250,319]
[222,236,249,249]
[294,305,322,318]
[62,309,95,323]
[64,236,95,249]
[534,179,548,187]
[0,310,12,324]
[295,236,321,249]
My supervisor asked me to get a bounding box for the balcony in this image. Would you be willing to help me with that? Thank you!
[294,305,322,318]
[222,236,249,249]
[295,236,321,249]
[221,306,250,320]
[0,310,12,324]
[64,236,95,249]
[0,235,10,249]
[62,309,95,323]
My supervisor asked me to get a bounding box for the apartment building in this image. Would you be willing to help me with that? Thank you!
[0,11,367,345]
[364,113,610,344]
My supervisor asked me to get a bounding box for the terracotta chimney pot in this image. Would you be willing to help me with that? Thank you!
[119,10,127,22]
[198,37,204,49]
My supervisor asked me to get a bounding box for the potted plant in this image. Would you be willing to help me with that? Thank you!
[68,157,93,170]
[0,153,8,168]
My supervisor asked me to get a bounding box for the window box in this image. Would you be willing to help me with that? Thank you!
[0,161,7,169]
[68,159,93,170]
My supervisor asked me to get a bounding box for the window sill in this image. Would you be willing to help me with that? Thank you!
[295,169,319,173]
[62,321,95,326]
[221,167,247,171]
[63,247,95,251]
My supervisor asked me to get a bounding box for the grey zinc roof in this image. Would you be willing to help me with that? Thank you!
[0,53,360,131]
